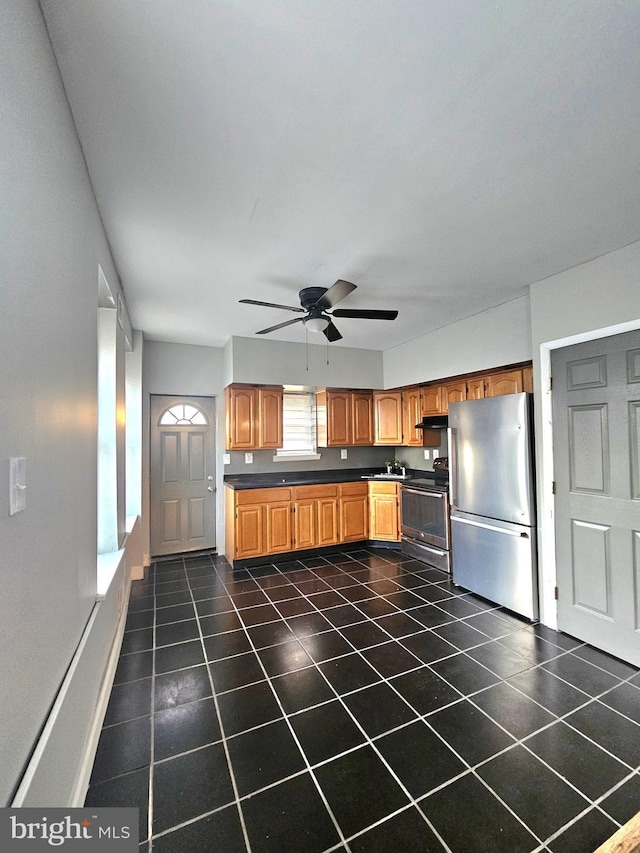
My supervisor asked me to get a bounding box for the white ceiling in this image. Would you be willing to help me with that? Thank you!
[41,0,640,350]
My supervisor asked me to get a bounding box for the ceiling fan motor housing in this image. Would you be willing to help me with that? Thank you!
[299,287,328,311]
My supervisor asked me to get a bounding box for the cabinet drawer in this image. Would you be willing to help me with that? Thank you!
[368,481,398,495]
[293,484,338,500]
[338,482,368,496]
[236,487,291,504]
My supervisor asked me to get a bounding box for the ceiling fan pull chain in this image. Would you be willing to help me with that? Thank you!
[305,325,309,371]
[326,338,329,365]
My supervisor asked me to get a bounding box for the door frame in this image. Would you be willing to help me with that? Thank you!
[148,393,218,558]
[536,318,640,630]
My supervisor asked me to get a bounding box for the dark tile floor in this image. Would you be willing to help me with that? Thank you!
[85,548,640,852]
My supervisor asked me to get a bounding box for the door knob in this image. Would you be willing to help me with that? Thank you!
[207,475,214,481]
[207,486,215,492]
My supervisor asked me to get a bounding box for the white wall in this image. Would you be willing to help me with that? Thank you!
[383,294,532,388]
[0,0,126,805]
[529,240,640,628]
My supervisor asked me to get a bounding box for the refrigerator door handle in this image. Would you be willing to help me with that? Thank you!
[451,515,529,538]
[448,427,458,507]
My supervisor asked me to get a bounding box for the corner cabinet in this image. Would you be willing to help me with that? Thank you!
[225,384,283,450]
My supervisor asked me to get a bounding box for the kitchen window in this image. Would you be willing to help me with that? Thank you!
[274,388,320,460]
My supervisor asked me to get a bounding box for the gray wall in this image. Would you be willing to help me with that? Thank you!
[226,335,385,388]
[383,293,532,388]
[529,239,640,627]
[0,0,125,806]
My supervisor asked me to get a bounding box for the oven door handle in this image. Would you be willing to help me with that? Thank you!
[402,488,443,498]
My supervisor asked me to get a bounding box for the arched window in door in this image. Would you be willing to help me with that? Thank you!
[159,403,209,426]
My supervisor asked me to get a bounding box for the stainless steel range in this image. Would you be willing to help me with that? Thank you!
[400,465,450,573]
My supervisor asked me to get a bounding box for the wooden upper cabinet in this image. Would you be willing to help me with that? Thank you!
[225,384,283,450]
[441,380,467,413]
[351,391,374,445]
[522,365,533,393]
[258,386,283,448]
[485,369,523,398]
[225,385,256,449]
[373,391,403,445]
[316,389,373,446]
[402,388,423,446]
[421,384,443,416]
[466,377,485,400]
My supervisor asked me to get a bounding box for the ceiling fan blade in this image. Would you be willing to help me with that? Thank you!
[332,308,398,320]
[256,317,305,334]
[323,320,343,342]
[316,279,357,310]
[240,298,304,313]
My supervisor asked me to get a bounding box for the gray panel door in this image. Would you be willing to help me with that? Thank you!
[150,395,217,557]
[552,330,640,665]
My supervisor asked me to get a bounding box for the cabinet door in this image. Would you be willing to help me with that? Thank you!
[225,386,256,449]
[316,497,339,547]
[293,499,316,550]
[402,388,423,446]
[351,392,373,445]
[368,482,399,541]
[485,369,523,397]
[522,365,533,393]
[466,377,485,400]
[373,392,403,445]
[259,386,283,449]
[265,501,292,553]
[235,503,264,558]
[421,385,443,416]
[441,381,467,413]
[339,495,368,542]
[327,391,351,446]
[369,493,400,541]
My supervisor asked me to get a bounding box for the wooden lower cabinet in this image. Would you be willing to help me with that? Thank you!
[338,482,368,542]
[368,481,400,542]
[292,485,339,550]
[227,478,404,563]
[227,487,293,561]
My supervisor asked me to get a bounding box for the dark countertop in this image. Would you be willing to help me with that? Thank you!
[224,468,432,490]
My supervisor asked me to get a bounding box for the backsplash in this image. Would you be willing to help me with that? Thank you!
[223,432,448,476]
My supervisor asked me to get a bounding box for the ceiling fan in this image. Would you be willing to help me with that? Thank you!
[239,279,398,342]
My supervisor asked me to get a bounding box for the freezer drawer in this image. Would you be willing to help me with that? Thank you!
[451,511,539,620]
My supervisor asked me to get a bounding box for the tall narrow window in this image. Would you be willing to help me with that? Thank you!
[276,389,317,457]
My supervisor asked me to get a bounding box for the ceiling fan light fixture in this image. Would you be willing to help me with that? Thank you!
[304,315,330,332]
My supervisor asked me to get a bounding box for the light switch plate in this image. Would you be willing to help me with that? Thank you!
[424,449,430,460]
[10,456,26,515]
[340,449,348,459]
[245,452,253,464]
[223,453,231,465]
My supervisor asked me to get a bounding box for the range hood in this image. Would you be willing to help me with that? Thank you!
[415,415,448,430]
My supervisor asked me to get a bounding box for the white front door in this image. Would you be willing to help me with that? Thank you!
[552,330,640,665]
[150,395,217,557]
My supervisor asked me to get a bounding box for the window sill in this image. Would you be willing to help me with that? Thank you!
[96,549,125,600]
[273,453,322,462]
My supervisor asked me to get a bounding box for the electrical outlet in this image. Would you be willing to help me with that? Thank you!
[424,449,430,460]
[245,452,253,464]
[340,449,348,460]
[223,453,231,465]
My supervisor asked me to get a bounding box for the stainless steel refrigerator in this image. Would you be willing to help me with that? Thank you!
[448,392,538,620]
